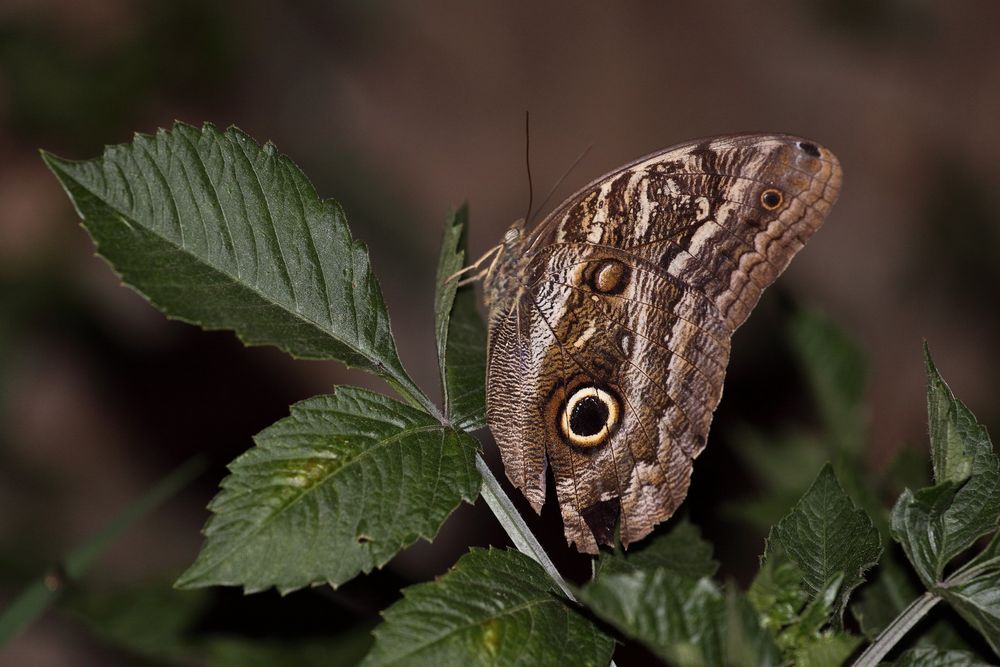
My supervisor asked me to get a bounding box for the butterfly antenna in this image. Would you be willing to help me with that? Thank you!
[531,143,593,224]
[523,110,534,223]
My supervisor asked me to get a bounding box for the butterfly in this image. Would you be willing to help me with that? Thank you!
[465,134,842,553]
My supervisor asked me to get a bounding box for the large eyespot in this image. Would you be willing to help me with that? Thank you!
[590,259,629,294]
[559,386,621,448]
[760,188,784,210]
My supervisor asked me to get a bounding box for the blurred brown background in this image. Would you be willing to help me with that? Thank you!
[1,1,999,664]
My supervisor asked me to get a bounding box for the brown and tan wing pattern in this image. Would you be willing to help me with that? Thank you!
[484,134,842,553]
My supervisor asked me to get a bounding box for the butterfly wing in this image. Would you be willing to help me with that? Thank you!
[485,134,842,553]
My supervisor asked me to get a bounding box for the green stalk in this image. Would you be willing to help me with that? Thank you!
[851,591,940,667]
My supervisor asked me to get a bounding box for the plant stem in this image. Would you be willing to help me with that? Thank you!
[476,455,575,599]
[851,591,940,667]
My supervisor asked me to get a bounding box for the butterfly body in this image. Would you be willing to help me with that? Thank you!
[483,134,842,553]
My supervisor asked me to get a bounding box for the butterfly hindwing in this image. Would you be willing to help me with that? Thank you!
[484,134,842,552]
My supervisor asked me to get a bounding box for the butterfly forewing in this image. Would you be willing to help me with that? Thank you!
[484,134,842,553]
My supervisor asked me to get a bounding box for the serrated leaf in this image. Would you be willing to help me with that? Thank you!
[434,206,486,430]
[203,634,373,667]
[724,588,783,667]
[42,123,429,411]
[894,648,996,667]
[891,351,1000,587]
[925,345,984,485]
[938,555,1000,656]
[580,567,724,666]
[62,582,208,663]
[176,388,480,593]
[62,580,372,666]
[792,631,861,667]
[362,548,614,667]
[773,464,882,619]
[727,428,831,531]
[891,482,962,587]
[749,549,808,630]
[595,519,718,581]
[775,575,862,667]
[792,574,843,639]
[788,308,867,454]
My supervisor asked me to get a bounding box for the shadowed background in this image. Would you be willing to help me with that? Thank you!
[1,1,998,664]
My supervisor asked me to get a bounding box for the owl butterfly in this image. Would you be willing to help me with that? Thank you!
[476,134,842,554]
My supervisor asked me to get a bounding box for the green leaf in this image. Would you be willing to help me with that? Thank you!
[434,206,486,430]
[894,648,997,667]
[42,123,430,413]
[62,582,210,663]
[0,456,205,646]
[595,519,718,581]
[925,345,984,485]
[938,553,1000,655]
[749,549,808,630]
[891,350,999,587]
[362,548,614,667]
[775,575,862,667]
[62,579,373,666]
[890,483,962,587]
[792,632,861,667]
[724,587,783,667]
[176,388,480,593]
[727,428,830,529]
[788,308,867,454]
[581,567,724,667]
[203,635,373,667]
[773,464,882,618]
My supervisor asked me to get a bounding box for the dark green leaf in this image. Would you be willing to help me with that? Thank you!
[775,575,862,667]
[926,345,983,485]
[595,518,718,581]
[42,123,429,412]
[362,548,614,667]
[894,648,996,667]
[580,567,725,666]
[727,428,830,529]
[62,579,373,666]
[938,555,1000,655]
[749,547,808,630]
[773,464,882,618]
[791,632,861,667]
[891,482,962,587]
[0,456,205,646]
[788,308,867,454]
[891,350,999,586]
[62,582,209,663]
[724,587,783,667]
[434,206,486,430]
[176,388,480,593]
[202,634,373,667]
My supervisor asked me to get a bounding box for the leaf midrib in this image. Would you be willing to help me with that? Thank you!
[376,594,559,663]
[193,421,444,580]
[51,156,406,387]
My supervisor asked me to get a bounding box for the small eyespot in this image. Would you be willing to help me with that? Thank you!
[798,142,821,158]
[760,188,784,210]
[559,386,620,448]
[590,259,629,294]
